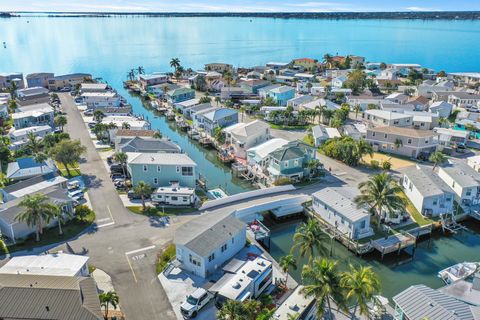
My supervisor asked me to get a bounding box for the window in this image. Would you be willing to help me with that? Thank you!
[182,167,193,176]
[425,139,429,144]
[466,189,472,196]
[407,139,412,144]
[232,237,234,244]
[176,166,180,173]
[446,197,452,202]
[284,161,289,167]
[372,132,376,137]
[157,166,161,172]
[421,123,425,127]
[360,220,366,229]
[433,200,438,205]
[221,244,227,252]
[171,196,178,201]
[183,197,188,201]
[208,253,215,262]
[143,165,148,172]
[324,204,328,210]
[384,134,388,139]
[153,178,158,184]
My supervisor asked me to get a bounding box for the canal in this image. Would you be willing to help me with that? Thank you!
[122,87,480,300]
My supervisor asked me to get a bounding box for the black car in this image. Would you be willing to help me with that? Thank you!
[111,173,125,181]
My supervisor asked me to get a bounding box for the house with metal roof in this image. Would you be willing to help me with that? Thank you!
[127,152,196,188]
[222,120,271,159]
[166,87,195,104]
[265,86,295,106]
[393,284,480,320]
[429,101,454,118]
[8,125,53,151]
[266,141,316,183]
[362,109,413,128]
[311,125,341,147]
[438,160,480,206]
[0,253,89,277]
[247,138,289,168]
[116,136,181,154]
[193,107,238,136]
[174,212,246,278]
[273,285,317,320]
[402,165,455,217]
[0,274,103,320]
[312,187,373,240]
[12,104,54,129]
[47,73,92,91]
[6,157,57,181]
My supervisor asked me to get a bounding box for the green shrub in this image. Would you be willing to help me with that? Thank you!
[156,244,176,274]
[0,240,8,255]
[382,161,392,170]
[273,177,292,186]
[370,160,380,169]
[75,205,93,221]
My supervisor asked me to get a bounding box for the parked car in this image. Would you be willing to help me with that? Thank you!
[67,181,81,191]
[111,173,125,181]
[88,122,96,128]
[83,109,93,116]
[180,288,213,319]
[109,164,124,171]
[127,190,150,200]
[60,87,71,92]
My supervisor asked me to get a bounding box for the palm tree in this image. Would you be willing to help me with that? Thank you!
[15,194,57,242]
[33,152,48,174]
[438,117,449,128]
[279,254,297,285]
[215,96,221,106]
[93,110,105,123]
[26,132,42,155]
[127,70,136,81]
[54,115,67,131]
[323,54,333,69]
[53,204,71,235]
[92,123,108,140]
[121,122,131,130]
[291,219,329,262]
[354,173,405,222]
[217,299,245,320]
[113,152,128,177]
[341,264,381,319]
[429,151,446,171]
[353,104,361,119]
[315,105,324,125]
[322,109,335,125]
[137,66,145,75]
[152,130,162,139]
[133,181,153,212]
[99,291,119,320]
[301,258,346,320]
[170,58,181,72]
[8,80,18,99]
[243,299,262,320]
[394,138,403,151]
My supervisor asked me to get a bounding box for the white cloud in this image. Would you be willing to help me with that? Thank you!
[405,6,439,12]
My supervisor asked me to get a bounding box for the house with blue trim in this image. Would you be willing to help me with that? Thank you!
[166,87,195,104]
[193,107,238,136]
[265,86,295,106]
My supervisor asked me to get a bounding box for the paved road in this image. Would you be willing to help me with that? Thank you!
[59,93,180,320]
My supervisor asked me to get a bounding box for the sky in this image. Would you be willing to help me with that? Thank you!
[1,0,480,13]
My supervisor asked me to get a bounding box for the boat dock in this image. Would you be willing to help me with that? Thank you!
[247,219,271,250]
[440,213,468,234]
[371,232,417,260]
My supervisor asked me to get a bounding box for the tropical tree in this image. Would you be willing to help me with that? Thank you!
[353,104,361,119]
[54,115,67,131]
[322,109,335,125]
[113,152,128,177]
[92,123,108,140]
[341,264,381,319]
[99,291,119,320]
[301,258,346,320]
[8,81,17,99]
[199,96,212,104]
[53,204,72,235]
[26,131,43,155]
[215,96,221,106]
[243,299,262,320]
[49,139,86,177]
[394,138,403,151]
[354,172,405,222]
[7,99,17,113]
[429,151,446,170]
[133,181,153,212]
[345,69,367,95]
[292,219,329,262]
[323,53,333,69]
[127,70,136,81]
[33,152,48,174]
[93,110,105,123]
[170,57,181,72]
[121,122,131,130]
[137,66,145,75]
[152,130,162,139]
[315,105,325,124]
[217,299,245,320]
[279,254,297,285]
[15,194,57,242]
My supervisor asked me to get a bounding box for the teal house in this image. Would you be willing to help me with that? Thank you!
[166,88,195,104]
[266,86,295,106]
[266,141,317,183]
[127,152,197,188]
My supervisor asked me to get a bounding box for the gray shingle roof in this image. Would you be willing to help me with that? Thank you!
[269,141,312,161]
[119,137,181,153]
[174,212,245,257]
[0,274,103,320]
[393,284,480,320]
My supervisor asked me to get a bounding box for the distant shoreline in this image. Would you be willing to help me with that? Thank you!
[2,11,480,20]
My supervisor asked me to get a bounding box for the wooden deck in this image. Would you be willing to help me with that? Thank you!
[371,233,416,259]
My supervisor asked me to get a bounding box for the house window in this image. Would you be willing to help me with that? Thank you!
[157,166,161,172]
[384,134,388,139]
[433,200,438,205]
[171,196,178,201]
[421,123,425,127]
[466,189,472,196]
[360,220,366,229]
[324,204,328,210]
[176,166,180,173]
[153,178,158,184]
[407,139,412,144]
[143,165,148,172]
[182,167,193,176]
[221,244,227,252]
[372,132,376,137]
[425,139,429,144]
[284,161,289,167]
[208,253,215,262]
[232,237,234,244]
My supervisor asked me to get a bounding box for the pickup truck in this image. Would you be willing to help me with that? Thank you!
[180,288,213,319]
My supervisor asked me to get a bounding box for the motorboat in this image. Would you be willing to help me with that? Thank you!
[438,262,478,284]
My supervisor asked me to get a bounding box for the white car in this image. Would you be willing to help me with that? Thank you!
[180,288,213,319]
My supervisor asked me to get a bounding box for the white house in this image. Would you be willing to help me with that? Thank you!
[402,165,454,217]
[173,212,246,278]
[331,75,347,88]
[385,93,409,105]
[434,127,469,150]
[363,109,413,128]
[0,253,90,277]
[8,125,53,150]
[81,92,121,109]
[467,155,480,173]
[404,111,440,130]
[80,83,108,93]
[312,187,373,240]
[438,160,480,206]
[448,92,480,107]
[311,125,341,147]
[101,115,150,141]
[222,120,270,159]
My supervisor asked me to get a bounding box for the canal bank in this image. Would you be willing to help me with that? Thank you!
[268,218,480,299]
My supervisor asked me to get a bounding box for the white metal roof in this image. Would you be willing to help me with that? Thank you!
[247,138,288,160]
[313,187,369,222]
[127,152,196,166]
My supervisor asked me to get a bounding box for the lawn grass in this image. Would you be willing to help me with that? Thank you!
[56,162,81,178]
[155,243,176,274]
[269,123,309,130]
[127,206,197,216]
[8,210,95,253]
[302,134,314,146]
[397,191,433,226]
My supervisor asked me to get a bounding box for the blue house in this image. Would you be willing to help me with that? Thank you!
[266,86,295,106]
[193,107,238,136]
[166,88,196,104]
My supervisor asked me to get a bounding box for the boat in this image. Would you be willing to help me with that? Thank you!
[438,262,478,284]
[166,111,175,121]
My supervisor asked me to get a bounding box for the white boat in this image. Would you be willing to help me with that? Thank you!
[438,262,478,284]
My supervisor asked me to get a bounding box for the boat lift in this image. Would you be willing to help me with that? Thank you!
[440,213,468,234]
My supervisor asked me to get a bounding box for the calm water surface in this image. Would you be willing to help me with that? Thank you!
[1,16,480,294]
